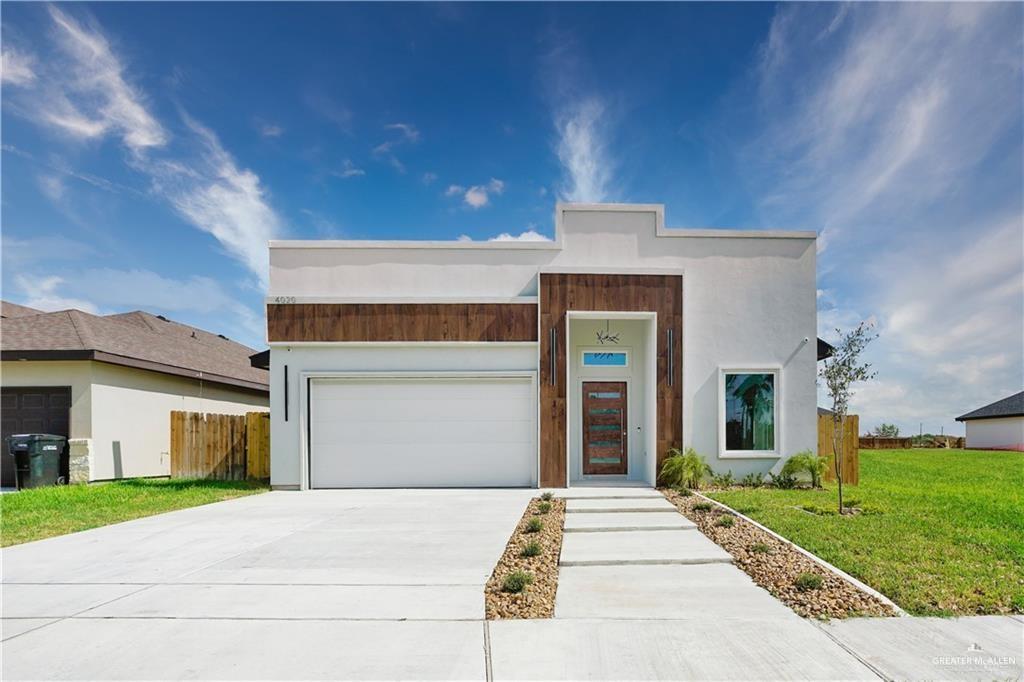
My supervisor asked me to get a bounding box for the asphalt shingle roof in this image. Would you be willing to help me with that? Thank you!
[955,391,1024,421]
[1,301,44,319]
[1,303,268,390]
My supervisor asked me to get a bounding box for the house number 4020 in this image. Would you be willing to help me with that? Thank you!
[274,296,297,304]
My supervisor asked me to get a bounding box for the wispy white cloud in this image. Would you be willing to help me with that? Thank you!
[151,115,282,287]
[257,121,283,138]
[753,3,1024,433]
[384,122,420,143]
[36,174,66,203]
[444,178,505,209]
[333,159,365,179]
[1,47,36,85]
[14,275,100,314]
[43,6,167,153]
[554,97,613,202]
[372,122,420,174]
[11,268,266,347]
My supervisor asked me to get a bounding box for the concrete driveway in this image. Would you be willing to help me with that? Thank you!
[5,489,1016,680]
[2,489,534,680]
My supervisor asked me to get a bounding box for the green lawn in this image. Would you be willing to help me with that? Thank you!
[708,449,1024,616]
[0,478,269,547]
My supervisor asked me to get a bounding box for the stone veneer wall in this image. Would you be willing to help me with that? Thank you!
[68,439,92,484]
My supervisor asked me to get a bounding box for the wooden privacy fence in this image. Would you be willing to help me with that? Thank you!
[818,413,859,485]
[170,411,270,480]
[859,436,914,449]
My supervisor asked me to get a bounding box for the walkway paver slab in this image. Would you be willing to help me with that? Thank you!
[556,487,662,499]
[2,618,485,680]
[565,498,675,513]
[563,511,694,532]
[489,617,874,681]
[555,564,791,619]
[820,615,1023,681]
[559,529,732,566]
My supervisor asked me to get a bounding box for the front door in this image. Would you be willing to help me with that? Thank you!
[582,381,628,475]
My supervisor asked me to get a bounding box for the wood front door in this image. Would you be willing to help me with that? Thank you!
[582,381,628,475]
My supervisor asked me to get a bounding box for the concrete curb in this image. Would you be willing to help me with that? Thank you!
[687,490,907,617]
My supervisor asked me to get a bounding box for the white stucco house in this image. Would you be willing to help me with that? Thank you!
[265,203,820,490]
[1,302,269,484]
[955,392,1024,451]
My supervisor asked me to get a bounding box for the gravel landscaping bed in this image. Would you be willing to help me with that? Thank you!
[662,488,898,619]
[485,496,566,619]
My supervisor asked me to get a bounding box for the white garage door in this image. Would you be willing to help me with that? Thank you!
[309,375,536,488]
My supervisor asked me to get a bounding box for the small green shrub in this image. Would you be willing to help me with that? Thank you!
[525,517,544,533]
[794,572,823,591]
[768,471,798,489]
[750,542,772,554]
[659,447,711,489]
[519,540,542,557]
[781,450,829,488]
[714,515,735,528]
[537,501,552,514]
[711,470,735,488]
[540,491,554,502]
[502,570,534,593]
[693,502,713,512]
[844,499,861,509]
[674,486,693,497]
[740,472,764,487]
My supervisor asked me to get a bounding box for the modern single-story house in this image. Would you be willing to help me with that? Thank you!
[265,203,818,490]
[955,391,1024,451]
[1,302,269,483]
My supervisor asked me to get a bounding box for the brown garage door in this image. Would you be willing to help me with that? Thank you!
[1,387,71,486]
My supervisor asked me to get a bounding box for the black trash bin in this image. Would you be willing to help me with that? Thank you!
[6,434,67,489]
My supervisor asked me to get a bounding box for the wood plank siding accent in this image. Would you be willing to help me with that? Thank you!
[267,303,538,343]
[539,273,683,487]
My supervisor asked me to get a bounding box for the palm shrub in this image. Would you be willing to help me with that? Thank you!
[780,450,828,488]
[659,448,711,489]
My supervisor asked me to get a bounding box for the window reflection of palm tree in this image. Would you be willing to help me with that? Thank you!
[726,374,774,449]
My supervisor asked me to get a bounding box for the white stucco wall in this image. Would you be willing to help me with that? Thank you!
[965,417,1024,451]
[268,204,818,480]
[2,360,269,480]
[268,345,539,488]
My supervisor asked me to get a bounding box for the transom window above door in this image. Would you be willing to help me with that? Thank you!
[582,350,629,367]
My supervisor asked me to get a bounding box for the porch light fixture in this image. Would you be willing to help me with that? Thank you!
[595,319,621,345]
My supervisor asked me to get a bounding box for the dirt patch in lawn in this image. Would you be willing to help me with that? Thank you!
[662,488,897,619]
[485,497,566,619]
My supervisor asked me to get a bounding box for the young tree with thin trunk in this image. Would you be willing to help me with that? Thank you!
[819,322,877,514]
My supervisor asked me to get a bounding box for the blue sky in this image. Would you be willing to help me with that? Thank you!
[2,3,1022,436]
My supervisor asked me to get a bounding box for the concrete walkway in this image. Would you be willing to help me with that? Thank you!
[499,487,879,680]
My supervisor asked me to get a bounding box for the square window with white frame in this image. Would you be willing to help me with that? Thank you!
[719,369,780,457]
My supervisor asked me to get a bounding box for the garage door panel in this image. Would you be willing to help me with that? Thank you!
[314,419,534,445]
[313,398,535,423]
[310,376,536,488]
[311,443,534,488]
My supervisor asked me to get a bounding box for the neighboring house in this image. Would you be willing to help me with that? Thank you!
[955,392,1024,451]
[1,302,269,484]
[265,203,818,490]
